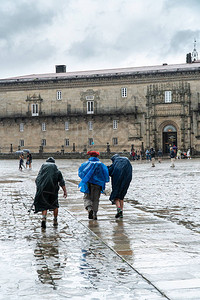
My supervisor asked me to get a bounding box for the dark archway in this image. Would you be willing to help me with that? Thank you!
[163,125,177,154]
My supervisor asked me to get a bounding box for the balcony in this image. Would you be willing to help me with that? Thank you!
[0,106,138,119]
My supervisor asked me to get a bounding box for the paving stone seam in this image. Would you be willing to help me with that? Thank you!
[65,209,171,300]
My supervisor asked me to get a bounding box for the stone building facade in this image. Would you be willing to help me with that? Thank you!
[0,62,200,155]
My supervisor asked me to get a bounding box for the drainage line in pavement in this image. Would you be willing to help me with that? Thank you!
[66,209,171,300]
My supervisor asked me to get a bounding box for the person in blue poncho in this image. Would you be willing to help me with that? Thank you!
[108,154,132,218]
[78,151,109,220]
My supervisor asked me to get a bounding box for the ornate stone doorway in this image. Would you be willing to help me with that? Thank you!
[163,125,177,154]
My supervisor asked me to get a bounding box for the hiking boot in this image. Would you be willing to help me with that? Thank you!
[115,208,122,218]
[41,220,46,229]
[53,218,58,227]
[88,210,93,219]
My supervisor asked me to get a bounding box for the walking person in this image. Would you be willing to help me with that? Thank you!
[19,153,25,171]
[170,147,176,168]
[187,148,191,159]
[34,157,67,229]
[26,151,32,169]
[150,148,156,167]
[157,149,163,163]
[108,154,132,219]
[78,151,109,220]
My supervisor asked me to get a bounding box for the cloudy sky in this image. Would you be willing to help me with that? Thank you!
[0,0,199,78]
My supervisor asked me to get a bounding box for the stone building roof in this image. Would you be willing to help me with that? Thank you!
[1,62,200,83]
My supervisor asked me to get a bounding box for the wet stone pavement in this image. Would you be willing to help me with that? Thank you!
[0,158,200,300]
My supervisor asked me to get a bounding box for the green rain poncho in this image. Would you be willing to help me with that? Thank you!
[34,158,65,213]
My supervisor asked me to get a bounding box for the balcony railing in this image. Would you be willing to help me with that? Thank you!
[0,106,138,119]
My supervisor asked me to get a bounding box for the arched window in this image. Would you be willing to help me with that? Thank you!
[163,125,176,132]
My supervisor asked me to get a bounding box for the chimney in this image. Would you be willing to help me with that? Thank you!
[186,53,192,63]
[55,65,66,73]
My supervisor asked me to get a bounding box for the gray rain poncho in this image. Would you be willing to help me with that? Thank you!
[108,154,132,204]
[34,158,65,213]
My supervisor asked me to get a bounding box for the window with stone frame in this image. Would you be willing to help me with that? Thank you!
[87,101,94,114]
[88,121,93,130]
[31,103,39,116]
[20,139,24,147]
[65,121,69,130]
[121,87,127,98]
[65,139,69,146]
[88,138,94,145]
[20,123,24,132]
[113,137,118,145]
[165,91,172,103]
[113,120,118,129]
[42,122,46,131]
[41,139,46,146]
[57,91,62,100]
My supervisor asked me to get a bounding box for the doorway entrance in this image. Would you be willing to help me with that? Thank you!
[163,125,177,154]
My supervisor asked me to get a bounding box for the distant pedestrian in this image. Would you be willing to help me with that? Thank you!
[187,149,191,159]
[19,153,25,171]
[108,154,132,219]
[26,152,32,169]
[150,148,155,167]
[170,147,176,168]
[34,157,67,229]
[157,149,163,163]
[177,149,181,159]
[78,151,109,220]
[145,149,150,161]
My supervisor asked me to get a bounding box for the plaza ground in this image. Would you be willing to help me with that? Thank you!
[0,158,200,299]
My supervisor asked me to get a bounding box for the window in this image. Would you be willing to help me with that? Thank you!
[65,139,69,146]
[42,122,46,131]
[31,103,39,116]
[113,137,118,145]
[88,138,94,146]
[113,120,118,130]
[165,91,172,103]
[65,121,69,131]
[87,101,94,114]
[57,91,62,100]
[41,139,46,146]
[88,121,93,130]
[20,139,24,147]
[121,87,127,98]
[20,123,24,132]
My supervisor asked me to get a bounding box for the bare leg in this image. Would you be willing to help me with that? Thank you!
[53,208,58,226]
[53,208,58,218]
[119,200,124,211]
[115,199,123,218]
[42,210,47,217]
[41,210,47,228]
[115,199,121,209]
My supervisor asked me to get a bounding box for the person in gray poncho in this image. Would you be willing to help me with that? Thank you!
[34,157,67,228]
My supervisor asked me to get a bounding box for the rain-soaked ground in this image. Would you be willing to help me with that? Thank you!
[0,158,200,299]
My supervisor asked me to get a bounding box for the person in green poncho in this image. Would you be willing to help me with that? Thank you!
[34,157,67,229]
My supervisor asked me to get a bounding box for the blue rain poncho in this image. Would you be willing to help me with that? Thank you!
[78,157,109,193]
[108,154,132,204]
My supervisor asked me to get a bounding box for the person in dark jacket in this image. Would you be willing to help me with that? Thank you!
[108,154,132,218]
[170,147,176,168]
[34,157,67,228]
[150,148,156,167]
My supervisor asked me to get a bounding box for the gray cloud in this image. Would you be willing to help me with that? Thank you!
[0,1,55,40]
[0,0,200,78]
